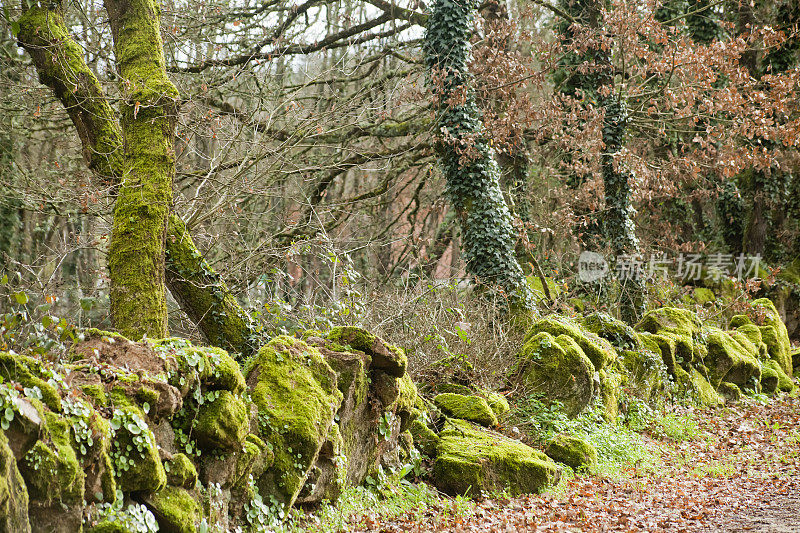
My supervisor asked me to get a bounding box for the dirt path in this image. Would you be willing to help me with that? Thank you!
[357,396,800,532]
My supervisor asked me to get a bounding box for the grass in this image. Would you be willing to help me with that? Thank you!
[297,480,474,533]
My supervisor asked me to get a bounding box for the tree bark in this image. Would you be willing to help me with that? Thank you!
[16,1,255,352]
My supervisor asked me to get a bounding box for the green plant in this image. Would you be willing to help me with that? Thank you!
[85,490,159,532]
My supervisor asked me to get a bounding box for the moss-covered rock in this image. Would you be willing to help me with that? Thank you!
[246,336,343,509]
[673,367,722,406]
[396,373,423,432]
[582,313,641,352]
[483,391,510,419]
[618,348,667,402]
[525,316,616,369]
[432,419,560,497]
[635,308,701,368]
[598,369,621,422]
[433,393,498,427]
[165,453,198,489]
[705,328,761,389]
[718,382,742,402]
[327,326,408,377]
[511,332,597,416]
[751,298,792,376]
[145,486,198,533]
[729,314,753,329]
[544,434,597,470]
[110,406,166,493]
[760,359,793,394]
[409,418,439,457]
[0,352,62,412]
[19,412,84,506]
[202,347,246,394]
[193,390,249,452]
[692,287,716,305]
[792,347,800,372]
[86,521,132,533]
[0,431,30,533]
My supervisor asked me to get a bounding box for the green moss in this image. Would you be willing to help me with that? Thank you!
[674,367,722,407]
[147,486,198,533]
[761,359,793,393]
[204,347,246,393]
[598,369,621,423]
[396,374,424,431]
[165,453,198,489]
[0,431,30,532]
[718,382,742,402]
[635,332,662,356]
[483,391,510,419]
[433,393,498,427]
[409,419,440,457]
[246,336,343,509]
[165,216,257,357]
[728,330,759,359]
[81,384,109,407]
[636,307,701,338]
[735,324,766,356]
[729,314,753,328]
[327,326,408,377]
[194,390,249,451]
[112,406,166,493]
[511,332,596,416]
[705,328,761,389]
[87,522,132,533]
[526,316,616,369]
[527,276,561,303]
[582,312,641,351]
[545,434,598,470]
[792,348,800,371]
[692,287,716,305]
[751,298,793,377]
[433,383,474,396]
[17,6,124,180]
[136,386,160,407]
[433,419,560,497]
[0,352,62,411]
[20,411,84,505]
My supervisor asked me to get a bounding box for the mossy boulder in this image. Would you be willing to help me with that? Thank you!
[674,367,722,407]
[544,434,597,470]
[0,431,30,533]
[0,352,62,412]
[525,316,616,369]
[692,287,716,305]
[202,347,246,394]
[751,298,792,376]
[165,453,198,489]
[193,390,249,452]
[145,486,198,533]
[110,407,166,493]
[483,391,510,419]
[433,393,498,427]
[326,326,408,377]
[705,328,761,389]
[792,347,800,372]
[432,419,560,497]
[511,332,597,416]
[246,336,343,509]
[86,522,132,533]
[409,418,439,457]
[396,373,424,432]
[635,308,700,367]
[718,382,742,402]
[582,313,641,352]
[760,359,793,394]
[735,324,768,359]
[618,348,667,402]
[598,369,621,422]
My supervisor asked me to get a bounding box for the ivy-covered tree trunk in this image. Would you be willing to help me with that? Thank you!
[423,0,533,312]
[16,0,256,352]
[556,0,643,322]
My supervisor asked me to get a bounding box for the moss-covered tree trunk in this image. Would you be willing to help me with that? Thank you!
[16,0,255,353]
[102,0,179,339]
[423,0,533,312]
[165,216,258,356]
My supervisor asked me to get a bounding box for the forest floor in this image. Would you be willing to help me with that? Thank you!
[333,394,800,532]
